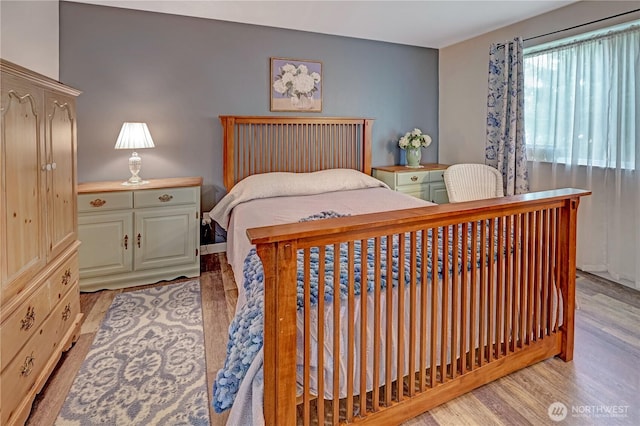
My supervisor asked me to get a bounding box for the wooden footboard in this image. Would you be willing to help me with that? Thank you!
[247,188,589,425]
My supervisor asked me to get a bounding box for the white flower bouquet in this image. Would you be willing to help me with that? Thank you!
[398,128,432,150]
[273,63,321,102]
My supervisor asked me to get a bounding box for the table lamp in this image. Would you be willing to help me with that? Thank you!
[114,122,155,185]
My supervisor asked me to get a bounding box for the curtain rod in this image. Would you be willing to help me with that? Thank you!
[523,8,640,42]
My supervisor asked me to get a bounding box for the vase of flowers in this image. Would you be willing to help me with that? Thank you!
[273,63,321,110]
[398,128,432,168]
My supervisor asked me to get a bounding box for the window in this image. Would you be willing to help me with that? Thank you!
[523,21,639,169]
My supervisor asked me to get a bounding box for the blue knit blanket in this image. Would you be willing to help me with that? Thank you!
[212,211,490,412]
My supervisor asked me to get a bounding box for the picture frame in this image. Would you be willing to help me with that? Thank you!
[270,57,322,112]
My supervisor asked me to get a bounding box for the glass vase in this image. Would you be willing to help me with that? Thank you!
[291,94,314,110]
[406,147,422,168]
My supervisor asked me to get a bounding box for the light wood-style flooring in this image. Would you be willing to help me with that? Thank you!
[26,254,639,425]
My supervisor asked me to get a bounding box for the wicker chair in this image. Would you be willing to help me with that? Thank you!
[443,164,504,203]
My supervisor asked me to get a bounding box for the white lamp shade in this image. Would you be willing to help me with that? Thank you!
[114,122,155,150]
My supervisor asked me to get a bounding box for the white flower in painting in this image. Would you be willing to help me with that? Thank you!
[282,63,296,73]
[272,61,321,105]
[273,79,287,94]
[398,128,432,150]
[281,71,294,85]
[293,73,315,94]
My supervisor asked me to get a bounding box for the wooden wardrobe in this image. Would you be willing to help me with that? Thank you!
[0,59,83,425]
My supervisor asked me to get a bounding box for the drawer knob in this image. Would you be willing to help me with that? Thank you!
[90,198,106,207]
[20,306,36,331]
[20,353,35,377]
[62,303,72,321]
[158,194,174,202]
[61,268,72,286]
[411,176,418,182]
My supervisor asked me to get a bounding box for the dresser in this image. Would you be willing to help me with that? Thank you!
[77,177,202,291]
[1,59,83,425]
[373,164,450,204]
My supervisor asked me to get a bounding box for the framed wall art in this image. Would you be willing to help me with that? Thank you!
[270,57,322,112]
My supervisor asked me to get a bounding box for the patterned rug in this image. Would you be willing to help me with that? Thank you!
[56,280,210,425]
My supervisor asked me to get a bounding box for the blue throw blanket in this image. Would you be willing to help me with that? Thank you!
[213,211,494,413]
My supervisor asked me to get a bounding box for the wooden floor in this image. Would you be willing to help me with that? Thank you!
[26,254,638,426]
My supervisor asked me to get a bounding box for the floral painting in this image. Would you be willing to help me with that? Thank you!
[270,57,322,112]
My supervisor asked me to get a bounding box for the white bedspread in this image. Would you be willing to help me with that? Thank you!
[209,168,392,231]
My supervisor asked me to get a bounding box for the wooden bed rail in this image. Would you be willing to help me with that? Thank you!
[248,188,590,426]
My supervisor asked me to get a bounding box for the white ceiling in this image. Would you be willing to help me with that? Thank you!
[66,0,580,48]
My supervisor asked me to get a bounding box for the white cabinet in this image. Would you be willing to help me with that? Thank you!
[77,177,202,291]
[372,164,449,204]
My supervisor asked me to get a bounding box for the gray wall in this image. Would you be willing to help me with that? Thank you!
[60,1,439,210]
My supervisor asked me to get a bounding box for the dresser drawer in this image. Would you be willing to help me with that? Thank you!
[0,284,80,425]
[0,284,50,371]
[78,192,133,213]
[50,285,81,354]
[49,252,79,303]
[134,186,199,208]
[1,306,58,425]
[397,170,430,186]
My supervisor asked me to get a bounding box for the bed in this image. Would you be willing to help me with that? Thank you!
[210,115,590,425]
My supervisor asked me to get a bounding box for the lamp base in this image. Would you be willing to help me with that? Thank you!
[122,151,149,185]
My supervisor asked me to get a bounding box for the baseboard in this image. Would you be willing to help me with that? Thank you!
[201,242,227,254]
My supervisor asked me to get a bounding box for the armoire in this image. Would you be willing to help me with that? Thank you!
[1,59,83,425]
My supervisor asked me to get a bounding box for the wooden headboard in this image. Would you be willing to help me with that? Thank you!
[219,116,374,190]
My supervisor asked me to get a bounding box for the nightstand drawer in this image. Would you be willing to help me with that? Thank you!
[78,192,133,212]
[397,171,430,186]
[134,186,199,208]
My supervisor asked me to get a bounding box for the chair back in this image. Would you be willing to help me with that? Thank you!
[444,163,504,203]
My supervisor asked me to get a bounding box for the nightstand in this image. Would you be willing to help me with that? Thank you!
[373,164,449,204]
[77,177,202,291]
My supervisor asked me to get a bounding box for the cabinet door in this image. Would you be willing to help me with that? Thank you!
[45,91,77,260]
[402,187,430,202]
[134,206,197,271]
[78,212,133,279]
[0,76,47,304]
[430,182,449,204]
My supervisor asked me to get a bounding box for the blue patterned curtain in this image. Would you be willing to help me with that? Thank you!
[485,37,529,195]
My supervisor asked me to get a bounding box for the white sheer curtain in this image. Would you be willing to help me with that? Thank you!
[524,23,639,289]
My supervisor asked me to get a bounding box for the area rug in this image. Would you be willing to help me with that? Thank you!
[56,280,210,425]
